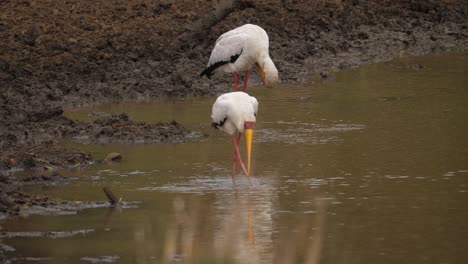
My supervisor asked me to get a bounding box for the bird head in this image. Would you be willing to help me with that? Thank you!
[256,57,279,87]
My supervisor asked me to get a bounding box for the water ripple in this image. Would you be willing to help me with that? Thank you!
[256,123,365,144]
[81,256,120,263]
[139,176,273,193]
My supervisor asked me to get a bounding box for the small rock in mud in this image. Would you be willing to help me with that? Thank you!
[104,153,123,163]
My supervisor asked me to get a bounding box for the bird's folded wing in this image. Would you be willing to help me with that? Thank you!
[211,97,231,124]
[208,32,247,67]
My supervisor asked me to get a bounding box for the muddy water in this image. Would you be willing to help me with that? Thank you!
[3,53,468,263]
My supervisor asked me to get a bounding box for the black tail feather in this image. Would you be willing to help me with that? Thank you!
[200,51,242,78]
[200,67,215,79]
[211,117,227,129]
[200,60,229,78]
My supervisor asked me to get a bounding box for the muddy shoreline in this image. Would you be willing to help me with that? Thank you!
[0,0,467,223]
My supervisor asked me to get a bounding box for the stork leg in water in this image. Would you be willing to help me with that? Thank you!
[232,133,252,185]
[232,132,242,176]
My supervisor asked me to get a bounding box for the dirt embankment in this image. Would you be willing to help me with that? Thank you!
[0,0,467,219]
[1,0,467,157]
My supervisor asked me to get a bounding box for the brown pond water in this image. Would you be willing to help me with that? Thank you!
[2,53,468,263]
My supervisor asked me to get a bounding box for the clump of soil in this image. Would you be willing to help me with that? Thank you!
[0,170,63,218]
[0,112,201,220]
[0,141,92,172]
[0,142,91,220]
[74,113,204,144]
[0,112,201,172]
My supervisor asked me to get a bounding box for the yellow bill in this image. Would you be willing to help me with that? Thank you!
[244,128,253,176]
[255,62,265,84]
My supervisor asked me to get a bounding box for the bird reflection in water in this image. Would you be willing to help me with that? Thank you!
[122,192,328,263]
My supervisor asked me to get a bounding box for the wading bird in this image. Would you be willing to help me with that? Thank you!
[201,24,279,91]
[211,91,258,184]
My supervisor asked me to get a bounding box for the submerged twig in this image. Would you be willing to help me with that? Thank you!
[102,187,122,206]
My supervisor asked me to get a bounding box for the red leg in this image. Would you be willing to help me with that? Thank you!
[231,133,242,177]
[232,134,250,181]
[232,144,238,179]
[234,72,238,91]
[243,69,250,92]
[231,157,237,185]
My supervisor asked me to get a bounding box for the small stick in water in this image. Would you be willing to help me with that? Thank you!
[103,186,122,206]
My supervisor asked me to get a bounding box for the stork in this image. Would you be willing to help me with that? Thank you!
[201,24,279,91]
[211,91,258,184]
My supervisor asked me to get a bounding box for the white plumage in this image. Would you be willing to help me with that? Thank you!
[211,91,258,135]
[211,91,258,180]
[201,24,279,89]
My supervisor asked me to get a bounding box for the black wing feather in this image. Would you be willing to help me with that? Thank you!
[211,117,227,129]
[200,50,242,78]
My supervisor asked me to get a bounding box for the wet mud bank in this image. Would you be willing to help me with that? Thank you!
[0,0,467,220]
[0,113,198,171]
[0,113,199,220]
